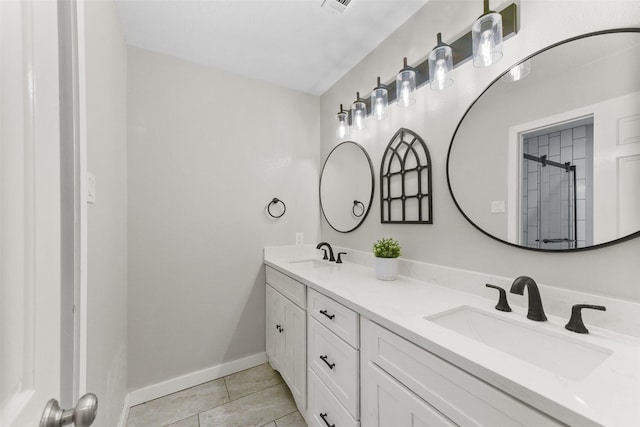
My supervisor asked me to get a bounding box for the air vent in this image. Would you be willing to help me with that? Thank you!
[321,0,352,14]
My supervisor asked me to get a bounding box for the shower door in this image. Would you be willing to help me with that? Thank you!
[520,123,592,250]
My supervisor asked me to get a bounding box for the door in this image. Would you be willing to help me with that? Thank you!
[592,91,640,241]
[361,362,455,427]
[0,1,63,425]
[520,123,589,250]
[266,285,285,370]
[283,298,305,410]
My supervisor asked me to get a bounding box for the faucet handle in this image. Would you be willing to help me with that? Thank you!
[485,284,512,312]
[336,252,347,264]
[320,248,328,260]
[565,304,606,334]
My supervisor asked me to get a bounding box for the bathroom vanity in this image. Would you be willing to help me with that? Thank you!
[264,246,640,427]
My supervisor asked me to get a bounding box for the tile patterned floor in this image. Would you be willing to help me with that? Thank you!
[127,363,307,427]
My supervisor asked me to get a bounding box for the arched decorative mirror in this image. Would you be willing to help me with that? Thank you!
[447,29,640,251]
[320,141,374,233]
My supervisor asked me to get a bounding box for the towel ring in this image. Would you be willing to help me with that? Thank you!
[268,198,286,218]
[352,200,365,217]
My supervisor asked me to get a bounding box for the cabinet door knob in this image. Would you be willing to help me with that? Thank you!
[319,309,335,320]
[319,412,335,427]
[319,354,336,370]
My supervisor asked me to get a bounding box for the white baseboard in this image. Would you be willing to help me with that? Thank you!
[117,392,131,427]
[128,352,268,407]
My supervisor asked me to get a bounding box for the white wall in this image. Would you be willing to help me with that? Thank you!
[319,0,640,302]
[127,47,320,390]
[79,1,128,425]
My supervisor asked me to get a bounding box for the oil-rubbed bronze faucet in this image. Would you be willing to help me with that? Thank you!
[315,242,335,262]
[510,276,547,321]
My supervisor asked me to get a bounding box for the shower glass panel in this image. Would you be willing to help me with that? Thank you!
[520,121,593,250]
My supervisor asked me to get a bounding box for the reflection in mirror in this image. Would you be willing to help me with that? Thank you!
[320,141,374,233]
[447,30,640,251]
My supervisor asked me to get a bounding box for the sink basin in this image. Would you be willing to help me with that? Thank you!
[426,306,612,380]
[288,259,336,269]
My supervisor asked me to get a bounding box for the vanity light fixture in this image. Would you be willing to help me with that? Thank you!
[428,33,454,90]
[335,104,350,139]
[332,3,517,134]
[351,92,367,130]
[396,57,416,107]
[501,60,531,82]
[472,0,503,67]
[371,77,389,120]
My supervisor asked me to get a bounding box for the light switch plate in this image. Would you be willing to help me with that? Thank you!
[491,200,505,213]
[87,173,96,204]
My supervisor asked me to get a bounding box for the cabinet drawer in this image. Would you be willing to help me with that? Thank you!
[266,266,306,309]
[361,318,564,427]
[308,289,359,348]
[308,317,359,419]
[308,370,359,427]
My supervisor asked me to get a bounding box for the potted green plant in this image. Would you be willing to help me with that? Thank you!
[372,237,401,280]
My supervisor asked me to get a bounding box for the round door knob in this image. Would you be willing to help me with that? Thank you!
[75,393,98,426]
[40,393,98,427]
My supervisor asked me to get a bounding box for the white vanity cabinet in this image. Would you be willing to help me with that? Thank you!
[360,317,564,427]
[265,266,306,412]
[307,289,361,427]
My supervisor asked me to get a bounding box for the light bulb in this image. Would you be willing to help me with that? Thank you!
[502,60,531,82]
[353,110,364,130]
[371,79,388,121]
[400,81,411,106]
[374,98,385,120]
[472,6,503,68]
[428,33,453,91]
[478,29,494,67]
[396,58,416,107]
[434,59,447,90]
[336,120,348,139]
[335,105,349,139]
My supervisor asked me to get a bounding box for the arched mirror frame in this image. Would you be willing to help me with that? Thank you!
[320,141,375,233]
[446,28,640,252]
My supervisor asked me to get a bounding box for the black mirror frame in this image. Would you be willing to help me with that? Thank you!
[320,141,375,233]
[446,28,640,252]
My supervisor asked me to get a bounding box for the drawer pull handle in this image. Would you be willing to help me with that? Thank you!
[275,324,284,333]
[319,354,335,370]
[319,309,335,320]
[319,412,335,427]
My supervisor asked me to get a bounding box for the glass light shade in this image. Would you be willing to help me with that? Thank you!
[502,60,531,82]
[396,58,416,107]
[371,77,388,120]
[472,11,503,67]
[351,92,367,130]
[428,34,453,90]
[335,105,350,139]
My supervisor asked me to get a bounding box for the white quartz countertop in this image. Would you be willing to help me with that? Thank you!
[264,253,640,427]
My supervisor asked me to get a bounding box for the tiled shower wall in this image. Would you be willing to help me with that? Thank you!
[521,124,593,249]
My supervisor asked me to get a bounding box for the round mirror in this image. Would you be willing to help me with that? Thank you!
[447,29,640,251]
[320,141,374,233]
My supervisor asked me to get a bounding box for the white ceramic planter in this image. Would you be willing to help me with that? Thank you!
[375,257,398,281]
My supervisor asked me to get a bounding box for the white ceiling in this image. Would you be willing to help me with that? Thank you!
[114,0,428,95]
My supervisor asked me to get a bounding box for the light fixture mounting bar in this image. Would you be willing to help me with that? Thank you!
[348,2,518,116]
